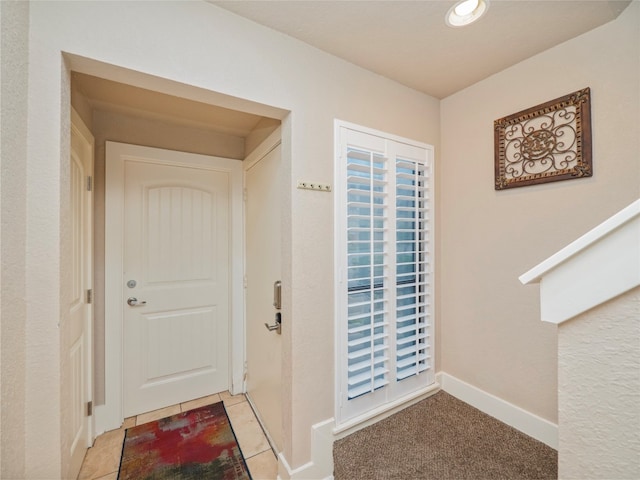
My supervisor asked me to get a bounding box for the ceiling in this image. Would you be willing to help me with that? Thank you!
[211,0,631,99]
[72,1,631,134]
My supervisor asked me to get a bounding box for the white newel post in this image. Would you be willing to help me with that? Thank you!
[520,199,640,480]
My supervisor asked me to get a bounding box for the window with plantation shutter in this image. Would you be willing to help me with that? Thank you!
[335,121,435,425]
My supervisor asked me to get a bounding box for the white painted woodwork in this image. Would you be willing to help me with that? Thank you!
[123,149,230,416]
[520,199,640,324]
[334,121,435,425]
[439,373,558,449]
[67,109,94,479]
[245,135,283,452]
[101,142,244,432]
[104,142,233,418]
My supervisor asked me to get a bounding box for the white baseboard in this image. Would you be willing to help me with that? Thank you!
[276,383,441,479]
[277,418,335,480]
[438,372,558,449]
[333,382,441,439]
[277,373,557,479]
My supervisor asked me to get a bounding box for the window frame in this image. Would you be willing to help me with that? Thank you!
[334,120,436,427]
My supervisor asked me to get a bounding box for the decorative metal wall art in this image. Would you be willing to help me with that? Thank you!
[494,87,592,190]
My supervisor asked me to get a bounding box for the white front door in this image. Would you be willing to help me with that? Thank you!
[67,109,94,478]
[245,138,283,451]
[108,143,233,418]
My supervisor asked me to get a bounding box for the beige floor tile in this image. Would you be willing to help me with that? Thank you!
[122,416,136,429]
[226,401,271,458]
[220,390,246,407]
[136,404,181,425]
[96,427,126,449]
[94,472,118,480]
[181,393,221,413]
[246,450,278,480]
[77,431,123,480]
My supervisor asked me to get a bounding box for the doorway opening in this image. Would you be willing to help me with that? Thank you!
[67,60,289,457]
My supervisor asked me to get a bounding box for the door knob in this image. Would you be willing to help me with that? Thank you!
[127,297,147,307]
[264,312,282,335]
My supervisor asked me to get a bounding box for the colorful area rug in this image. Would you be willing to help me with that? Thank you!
[118,402,251,480]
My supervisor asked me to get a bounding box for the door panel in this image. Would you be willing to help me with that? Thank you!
[246,143,283,451]
[146,186,215,282]
[67,111,93,479]
[122,151,230,417]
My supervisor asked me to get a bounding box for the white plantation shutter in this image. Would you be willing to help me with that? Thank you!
[336,122,434,424]
[346,147,390,400]
[395,156,430,382]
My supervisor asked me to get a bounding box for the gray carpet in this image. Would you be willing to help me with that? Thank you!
[333,391,557,480]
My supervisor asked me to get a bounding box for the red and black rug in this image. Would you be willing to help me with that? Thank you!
[118,402,251,479]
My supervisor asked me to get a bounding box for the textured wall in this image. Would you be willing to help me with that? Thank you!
[559,287,640,479]
[440,2,639,424]
[0,1,29,477]
[25,1,440,474]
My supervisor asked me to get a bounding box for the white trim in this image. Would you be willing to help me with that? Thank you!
[520,199,640,324]
[244,128,282,171]
[70,108,94,151]
[98,142,125,434]
[333,119,436,426]
[97,142,244,433]
[332,382,440,438]
[439,372,558,449]
[277,419,335,480]
[334,119,436,150]
[520,199,640,285]
[277,373,555,480]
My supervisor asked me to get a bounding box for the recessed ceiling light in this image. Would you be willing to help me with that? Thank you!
[446,0,489,27]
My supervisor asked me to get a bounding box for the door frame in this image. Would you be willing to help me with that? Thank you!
[96,142,244,434]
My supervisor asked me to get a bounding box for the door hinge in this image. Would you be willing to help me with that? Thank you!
[86,176,93,192]
[243,188,248,202]
[86,289,93,304]
[87,401,93,416]
[243,276,248,288]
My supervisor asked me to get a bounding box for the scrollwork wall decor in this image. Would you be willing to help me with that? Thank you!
[494,87,592,190]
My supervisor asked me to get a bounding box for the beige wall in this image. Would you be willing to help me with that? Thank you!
[71,85,93,131]
[89,109,246,405]
[20,1,440,476]
[13,0,637,476]
[558,287,640,479]
[0,1,29,477]
[440,2,640,423]
[245,117,281,156]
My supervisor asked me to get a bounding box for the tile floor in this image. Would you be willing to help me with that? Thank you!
[77,391,278,480]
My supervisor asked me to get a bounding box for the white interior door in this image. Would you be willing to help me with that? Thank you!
[245,139,283,451]
[67,109,94,478]
[109,143,233,417]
